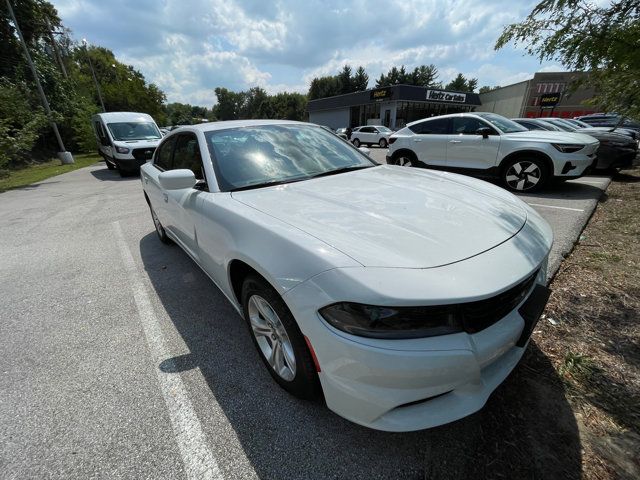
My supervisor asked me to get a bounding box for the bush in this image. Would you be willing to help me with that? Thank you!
[0,80,47,175]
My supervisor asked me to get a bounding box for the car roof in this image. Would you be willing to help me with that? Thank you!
[184,119,308,133]
[93,111,155,123]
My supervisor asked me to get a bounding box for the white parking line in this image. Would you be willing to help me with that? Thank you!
[113,221,222,480]
[527,203,585,212]
[569,179,608,186]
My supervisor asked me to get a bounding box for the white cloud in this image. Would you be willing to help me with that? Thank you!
[52,0,560,104]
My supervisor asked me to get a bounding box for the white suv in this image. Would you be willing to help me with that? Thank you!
[351,125,393,148]
[387,113,599,192]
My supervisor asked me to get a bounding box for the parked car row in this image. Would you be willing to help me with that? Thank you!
[512,117,638,171]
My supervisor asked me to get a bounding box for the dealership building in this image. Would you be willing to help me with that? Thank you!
[308,85,481,130]
[308,72,598,130]
[476,71,598,119]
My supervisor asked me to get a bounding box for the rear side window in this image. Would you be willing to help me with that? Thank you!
[154,136,176,170]
[409,118,450,134]
[172,134,204,180]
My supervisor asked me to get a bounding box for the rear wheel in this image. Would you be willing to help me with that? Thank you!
[352,138,361,148]
[149,204,171,244]
[501,157,548,192]
[242,275,320,400]
[379,138,388,148]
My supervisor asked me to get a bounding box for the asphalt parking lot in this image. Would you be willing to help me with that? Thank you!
[0,160,610,479]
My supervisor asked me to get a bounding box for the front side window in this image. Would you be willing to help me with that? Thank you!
[107,122,162,141]
[172,134,204,180]
[409,118,451,134]
[475,113,527,134]
[205,124,375,192]
[452,117,495,135]
[154,136,176,170]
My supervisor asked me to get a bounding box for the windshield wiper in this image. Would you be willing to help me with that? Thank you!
[308,165,373,179]
[229,177,308,192]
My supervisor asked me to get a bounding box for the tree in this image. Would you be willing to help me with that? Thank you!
[308,75,342,100]
[479,85,500,94]
[411,64,439,87]
[352,66,369,91]
[376,64,440,87]
[337,65,352,94]
[213,87,246,120]
[445,73,478,92]
[495,0,640,118]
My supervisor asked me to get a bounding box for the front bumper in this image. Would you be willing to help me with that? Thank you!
[283,217,552,431]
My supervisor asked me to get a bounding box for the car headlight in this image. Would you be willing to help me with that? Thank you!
[319,302,463,339]
[552,143,584,153]
[116,146,130,154]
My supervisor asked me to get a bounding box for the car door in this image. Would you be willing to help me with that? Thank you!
[408,117,451,166]
[359,126,374,143]
[447,117,501,170]
[163,132,208,258]
[143,135,176,226]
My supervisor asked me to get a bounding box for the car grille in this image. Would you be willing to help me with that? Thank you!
[460,270,539,333]
[132,147,156,161]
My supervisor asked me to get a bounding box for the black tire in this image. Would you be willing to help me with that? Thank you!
[501,157,548,192]
[392,150,420,167]
[105,158,116,170]
[241,275,321,400]
[149,204,172,244]
[379,138,388,148]
[352,138,361,148]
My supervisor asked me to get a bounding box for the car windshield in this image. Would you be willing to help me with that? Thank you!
[377,126,392,132]
[565,119,591,128]
[107,122,162,141]
[205,124,376,191]
[545,119,576,132]
[475,113,527,133]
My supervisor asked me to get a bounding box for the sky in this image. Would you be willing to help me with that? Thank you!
[51,0,564,106]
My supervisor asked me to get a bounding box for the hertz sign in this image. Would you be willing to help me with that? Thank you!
[540,93,561,107]
[370,88,393,101]
[426,90,466,103]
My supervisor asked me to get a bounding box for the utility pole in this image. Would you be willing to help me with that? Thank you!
[5,0,73,164]
[46,18,67,79]
[83,38,106,112]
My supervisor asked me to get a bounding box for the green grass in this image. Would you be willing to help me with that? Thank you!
[0,153,101,193]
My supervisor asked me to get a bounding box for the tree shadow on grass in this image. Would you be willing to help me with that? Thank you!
[138,232,582,480]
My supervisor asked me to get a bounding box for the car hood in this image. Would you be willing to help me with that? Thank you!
[113,139,160,148]
[232,166,528,268]
[503,130,598,144]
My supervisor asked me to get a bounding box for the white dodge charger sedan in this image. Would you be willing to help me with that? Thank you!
[140,120,553,432]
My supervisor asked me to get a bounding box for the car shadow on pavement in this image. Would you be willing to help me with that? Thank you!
[90,167,139,181]
[139,232,582,480]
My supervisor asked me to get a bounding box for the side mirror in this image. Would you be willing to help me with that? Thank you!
[158,169,196,190]
[101,137,111,147]
[477,127,493,138]
[358,146,371,155]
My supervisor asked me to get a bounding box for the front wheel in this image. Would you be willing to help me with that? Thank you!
[242,275,321,400]
[501,157,548,192]
[352,138,361,148]
[106,158,116,170]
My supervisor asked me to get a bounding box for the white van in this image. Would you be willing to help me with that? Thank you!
[91,112,163,176]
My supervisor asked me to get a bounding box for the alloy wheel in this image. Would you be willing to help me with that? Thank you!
[397,156,413,167]
[248,294,296,381]
[505,161,541,191]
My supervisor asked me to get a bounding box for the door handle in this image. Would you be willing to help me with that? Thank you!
[449,140,462,144]
[163,193,168,203]
[413,138,422,142]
